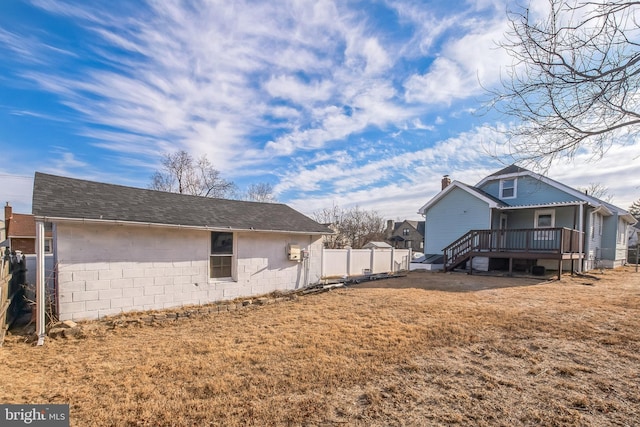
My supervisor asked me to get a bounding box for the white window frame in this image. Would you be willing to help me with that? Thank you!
[210,231,235,280]
[44,238,53,254]
[534,209,555,240]
[590,212,603,239]
[500,178,517,199]
[619,221,626,244]
[598,215,603,236]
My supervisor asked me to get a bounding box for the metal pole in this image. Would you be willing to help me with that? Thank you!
[36,220,46,345]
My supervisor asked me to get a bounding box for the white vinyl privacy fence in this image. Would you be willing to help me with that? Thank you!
[321,248,411,278]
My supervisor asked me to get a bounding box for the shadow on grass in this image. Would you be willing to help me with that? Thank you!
[351,270,555,292]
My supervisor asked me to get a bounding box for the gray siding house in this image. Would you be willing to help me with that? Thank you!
[418,165,637,275]
[385,220,425,251]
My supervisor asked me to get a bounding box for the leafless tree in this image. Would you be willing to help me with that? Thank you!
[244,183,277,203]
[490,0,640,170]
[629,198,640,219]
[311,205,347,249]
[312,205,386,249]
[577,182,614,202]
[150,150,236,198]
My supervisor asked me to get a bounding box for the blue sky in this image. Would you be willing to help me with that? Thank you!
[1,0,638,220]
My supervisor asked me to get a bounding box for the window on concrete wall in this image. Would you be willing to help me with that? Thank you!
[500,178,517,199]
[210,232,234,279]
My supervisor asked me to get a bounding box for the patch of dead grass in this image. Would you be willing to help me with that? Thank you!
[0,267,639,426]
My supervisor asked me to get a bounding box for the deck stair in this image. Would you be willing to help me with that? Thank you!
[442,228,584,277]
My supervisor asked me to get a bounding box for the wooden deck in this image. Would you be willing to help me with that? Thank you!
[443,228,584,279]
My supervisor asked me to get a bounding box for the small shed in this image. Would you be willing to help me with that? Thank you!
[362,241,393,249]
[31,172,332,332]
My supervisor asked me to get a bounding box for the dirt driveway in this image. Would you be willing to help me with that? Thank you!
[353,269,555,292]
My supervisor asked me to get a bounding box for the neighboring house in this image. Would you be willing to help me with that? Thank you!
[629,225,640,263]
[31,173,332,321]
[362,241,393,249]
[418,165,637,275]
[385,219,425,251]
[3,203,53,254]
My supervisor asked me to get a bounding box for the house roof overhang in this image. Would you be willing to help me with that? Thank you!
[477,168,611,208]
[478,165,636,223]
[34,216,330,236]
[32,172,333,235]
[418,181,502,215]
[496,201,591,211]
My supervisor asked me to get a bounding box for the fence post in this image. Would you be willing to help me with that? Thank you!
[369,248,375,275]
[36,220,46,345]
[390,248,394,272]
[347,247,352,277]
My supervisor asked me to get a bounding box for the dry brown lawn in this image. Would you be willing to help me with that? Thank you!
[1,267,639,426]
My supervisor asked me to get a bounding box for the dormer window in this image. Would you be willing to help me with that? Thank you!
[500,178,516,199]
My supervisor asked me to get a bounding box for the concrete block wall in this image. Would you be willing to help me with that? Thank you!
[235,233,324,295]
[54,222,324,321]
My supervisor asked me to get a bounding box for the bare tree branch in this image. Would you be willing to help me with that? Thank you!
[312,205,386,249]
[244,183,277,203]
[149,150,237,199]
[489,0,640,171]
[576,182,615,201]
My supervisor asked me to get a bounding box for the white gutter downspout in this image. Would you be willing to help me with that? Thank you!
[578,203,584,273]
[36,220,46,345]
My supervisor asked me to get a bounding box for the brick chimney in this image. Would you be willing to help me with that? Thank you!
[385,219,394,238]
[4,202,11,234]
[441,175,451,190]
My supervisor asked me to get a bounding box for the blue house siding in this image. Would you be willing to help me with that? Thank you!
[598,214,629,267]
[480,176,578,206]
[420,166,636,272]
[601,215,618,262]
[424,187,490,254]
[498,206,579,230]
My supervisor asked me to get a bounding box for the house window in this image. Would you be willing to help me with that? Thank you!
[619,222,626,244]
[534,209,555,240]
[44,238,53,254]
[500,178,516,199]
[591,213,603,239]
[402,228,410,236]
[210,232,234,279]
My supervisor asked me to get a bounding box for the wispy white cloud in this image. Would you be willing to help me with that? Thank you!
[404,17,510,104]
[2,0,636,219]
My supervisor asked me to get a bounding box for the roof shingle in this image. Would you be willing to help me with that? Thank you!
[32,173,332,234]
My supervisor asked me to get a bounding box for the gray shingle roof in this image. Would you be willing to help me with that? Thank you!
[32,173,332,234]
[488,164,528,177]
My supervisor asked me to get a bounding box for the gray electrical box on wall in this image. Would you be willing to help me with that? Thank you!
[287,244,301,261]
